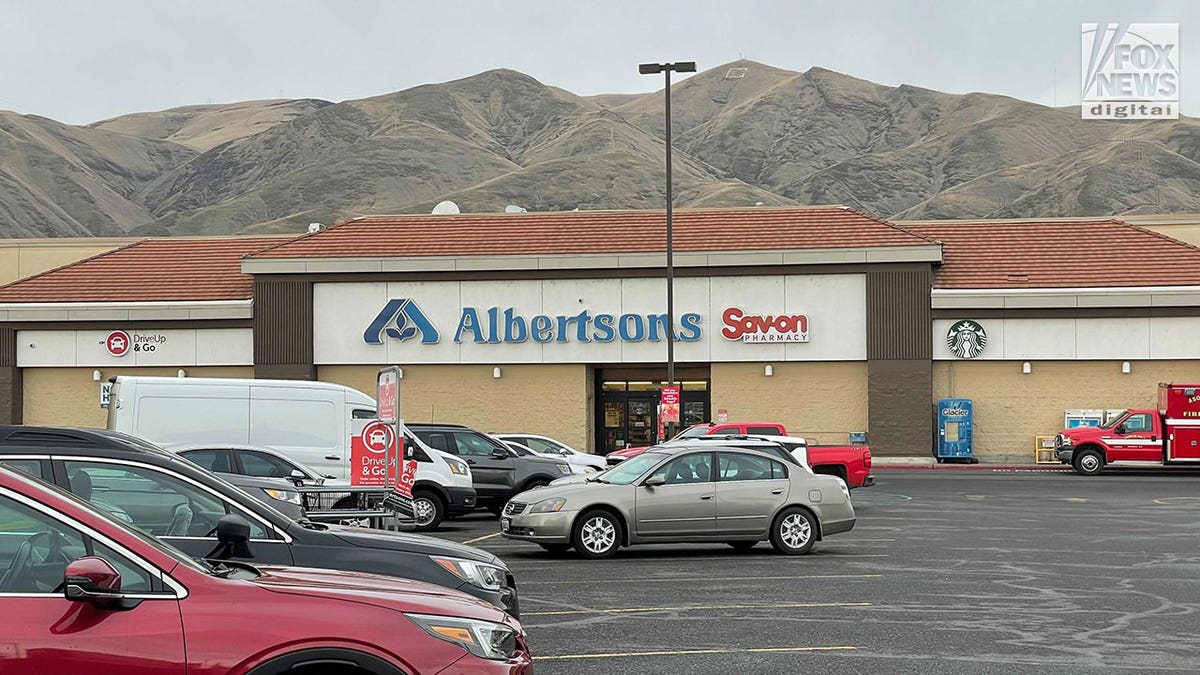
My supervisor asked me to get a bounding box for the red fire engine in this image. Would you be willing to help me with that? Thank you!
[1055,383,1200,475]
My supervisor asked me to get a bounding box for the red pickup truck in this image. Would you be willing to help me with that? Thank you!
[606,422,875,489]
[1056,382,1200,475]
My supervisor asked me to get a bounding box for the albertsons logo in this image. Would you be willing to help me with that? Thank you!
[1082,23,1179,120]
[364,299,440,344]
[946,320,987,359]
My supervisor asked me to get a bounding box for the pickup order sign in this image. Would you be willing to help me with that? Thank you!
[660,386,680,424]
[376,366,417,525]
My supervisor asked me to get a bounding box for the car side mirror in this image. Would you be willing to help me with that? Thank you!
[289,468,307,486]
[205,514,254,560]
[64,556,139,610]
[492,448,511,459]
[1115,424,1127,434]
[644,476,666,488]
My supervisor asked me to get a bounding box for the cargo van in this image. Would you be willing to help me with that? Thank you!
[106,376,476,529]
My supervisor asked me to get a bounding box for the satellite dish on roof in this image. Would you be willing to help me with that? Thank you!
[504,205,527,213]
[431,200,461,215]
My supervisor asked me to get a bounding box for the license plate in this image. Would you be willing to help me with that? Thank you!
[501,517,511,532]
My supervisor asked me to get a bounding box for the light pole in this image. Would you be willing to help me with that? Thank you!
[639,60,695,441]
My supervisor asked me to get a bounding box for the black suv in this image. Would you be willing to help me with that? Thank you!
[408,423,573,514]
[0,426,519,617]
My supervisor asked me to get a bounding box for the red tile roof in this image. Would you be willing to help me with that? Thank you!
[903,219,1200,289]
[249,207,935,259]
[0,236,291,303]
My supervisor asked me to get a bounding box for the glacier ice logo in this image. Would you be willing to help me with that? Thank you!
[946,320,987,359]
[364,299,440,344]
[1082,23,1178,120]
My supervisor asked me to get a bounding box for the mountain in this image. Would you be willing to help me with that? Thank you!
[3,60,1200,238]
[90,99,333,152]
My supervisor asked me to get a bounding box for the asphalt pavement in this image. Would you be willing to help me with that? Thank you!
[432,470,1200,674]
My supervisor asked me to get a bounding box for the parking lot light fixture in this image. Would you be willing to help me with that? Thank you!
[639,60,695,440]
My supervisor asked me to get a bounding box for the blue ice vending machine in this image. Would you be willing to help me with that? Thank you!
[937,398,975,462]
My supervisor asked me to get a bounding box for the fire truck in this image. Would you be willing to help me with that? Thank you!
[1055,383,1200,475]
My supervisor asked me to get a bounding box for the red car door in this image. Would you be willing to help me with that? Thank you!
[0,494,185,674]
[1104,412,1160,462]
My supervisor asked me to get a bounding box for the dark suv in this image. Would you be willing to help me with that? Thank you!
[0,425,519,617]
[409,424,573,514]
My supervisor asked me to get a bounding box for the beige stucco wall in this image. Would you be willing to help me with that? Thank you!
[319,364,593,451]
[933,360,1200,460]
[1140,223,1200,247]
[710,361,868,445]
[0,239,136,286]
[23,366,254,428]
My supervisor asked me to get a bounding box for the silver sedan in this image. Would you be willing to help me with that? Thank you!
[499,444,855,558]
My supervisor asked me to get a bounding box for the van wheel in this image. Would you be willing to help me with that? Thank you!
[412,490,445,531]
[1073,449,1104,476]
[572,510,621,559]
[770,507,816,555]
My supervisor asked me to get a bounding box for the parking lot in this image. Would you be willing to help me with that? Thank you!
[433,470,1200,674]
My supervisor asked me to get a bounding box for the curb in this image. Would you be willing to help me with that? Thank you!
[875,463,1068,472]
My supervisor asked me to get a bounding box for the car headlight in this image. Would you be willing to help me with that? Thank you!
[431,556,508,591]
[262,488,302,505]
[447,458,470,476]
[406,612,518,661]
[555,464,571,475]
[529,497,566,513]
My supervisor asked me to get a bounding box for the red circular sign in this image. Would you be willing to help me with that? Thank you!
[105,330,131,357]
[361,421,394,454]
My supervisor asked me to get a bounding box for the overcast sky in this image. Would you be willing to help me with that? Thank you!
[0,0,1193,124]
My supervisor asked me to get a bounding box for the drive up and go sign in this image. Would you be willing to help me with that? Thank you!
[350,420,394,486]
[375,366,418,523]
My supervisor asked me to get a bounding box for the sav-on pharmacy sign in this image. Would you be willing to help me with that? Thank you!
[363,299,810,346]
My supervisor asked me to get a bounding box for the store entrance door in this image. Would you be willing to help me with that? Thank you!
[595,367,711,455]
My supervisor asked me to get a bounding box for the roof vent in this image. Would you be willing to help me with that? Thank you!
[726,67,748,79]
[431,200,461,215]
[504,205,527,213]
[306,223,325,234]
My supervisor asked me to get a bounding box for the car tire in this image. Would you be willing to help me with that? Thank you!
[412,490,445,531]
[1073,448,1104,476]
[523,478,550,491]
[770,507,817,555]
[538,543,570,555]
[727,541,758,552]
[572,510,621,559]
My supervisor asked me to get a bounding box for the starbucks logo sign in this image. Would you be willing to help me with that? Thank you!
[946,320,987,359]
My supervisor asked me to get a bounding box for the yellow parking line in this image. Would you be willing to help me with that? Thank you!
[461,532,502,544]
[537,646,856,660]
[524,601,871,616]
[524,573,882,585]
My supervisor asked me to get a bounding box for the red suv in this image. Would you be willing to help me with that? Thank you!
[0,466,532,674]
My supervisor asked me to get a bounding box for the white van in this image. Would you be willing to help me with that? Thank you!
[106,376,477,529]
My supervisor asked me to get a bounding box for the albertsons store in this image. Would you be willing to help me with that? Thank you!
[2,207,1199,460]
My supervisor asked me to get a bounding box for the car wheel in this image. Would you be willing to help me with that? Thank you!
[572,510,621,559]
[524,479,550,491]
[538,543,570,555]
[770,507,817,555]
[412,490,445,531]
[1073,448,1104,476]
[727,541,758,552]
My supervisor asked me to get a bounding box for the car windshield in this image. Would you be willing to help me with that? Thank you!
[1099,411,1128,429]
[674,425,712,439]
[600,452,668,484]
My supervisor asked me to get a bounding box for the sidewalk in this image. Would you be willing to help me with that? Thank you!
[873,456,1069,471]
